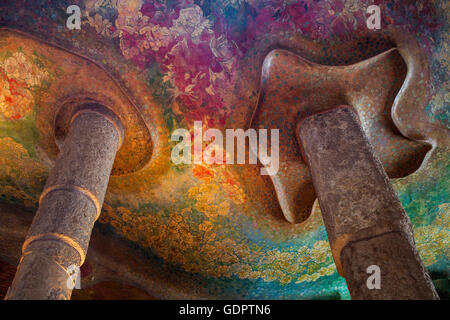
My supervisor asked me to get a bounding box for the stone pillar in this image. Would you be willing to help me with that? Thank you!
[6,104,123,300]
[297,106,438,300]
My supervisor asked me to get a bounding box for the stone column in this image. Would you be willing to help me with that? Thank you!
[6,104,123,300]
[297,105,438,300]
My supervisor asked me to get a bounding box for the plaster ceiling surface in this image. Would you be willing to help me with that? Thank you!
[0,0,448,299]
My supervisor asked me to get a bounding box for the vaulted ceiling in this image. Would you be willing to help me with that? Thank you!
[0,0,448,299]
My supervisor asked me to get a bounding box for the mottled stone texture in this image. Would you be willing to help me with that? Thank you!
[341,232,438,299]
[297,106,438,300]
[7,106,123,300]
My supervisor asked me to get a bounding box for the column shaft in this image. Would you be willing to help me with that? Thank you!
[6,106,122,300]
[297,106,438,299]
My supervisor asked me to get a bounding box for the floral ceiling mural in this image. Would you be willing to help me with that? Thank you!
[0,0,448,299]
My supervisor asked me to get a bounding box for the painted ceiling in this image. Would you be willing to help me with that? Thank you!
[0,0,448,299]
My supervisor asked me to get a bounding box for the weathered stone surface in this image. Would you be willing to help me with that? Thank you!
[48,105,124,206]
[341,232,438,300]
[6,106,122,300]
[251,47,430,224]
[297,106,438,299]
[5,242,80,300]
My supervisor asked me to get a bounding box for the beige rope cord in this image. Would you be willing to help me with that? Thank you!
[39,184,101,220]
[70,109,124,147]
[18,250,33,265]
[21,233,86,265]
